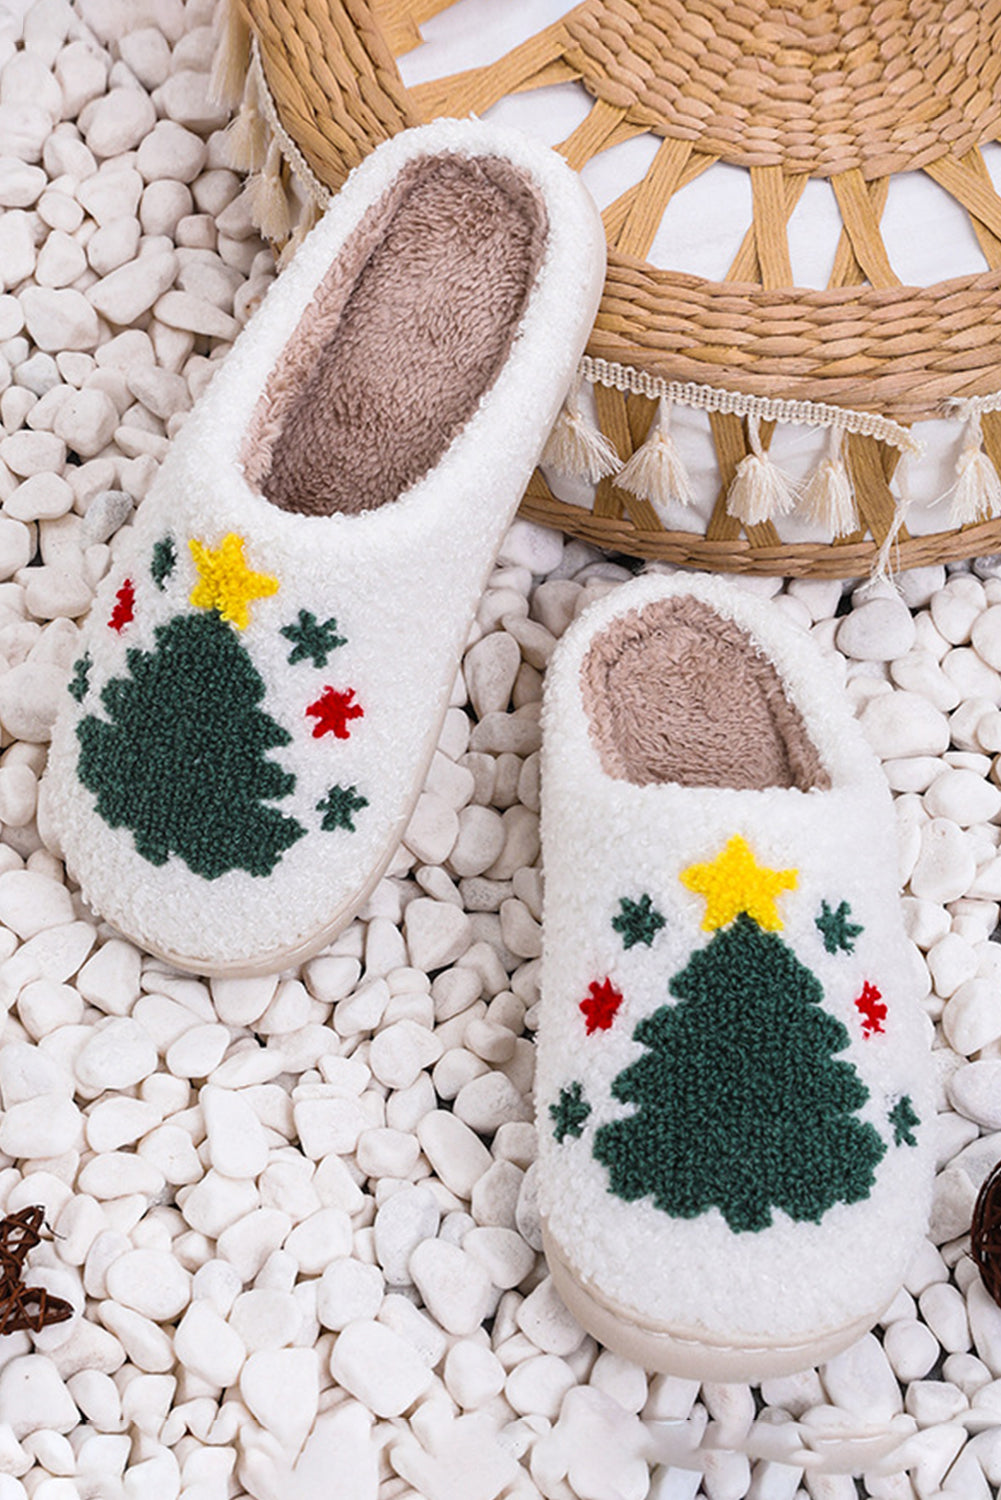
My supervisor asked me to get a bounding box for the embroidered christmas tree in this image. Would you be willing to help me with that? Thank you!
[593,839,887,1233]
[77,610,305,879]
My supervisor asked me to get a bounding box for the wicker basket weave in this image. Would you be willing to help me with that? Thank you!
[214,0,1001,576]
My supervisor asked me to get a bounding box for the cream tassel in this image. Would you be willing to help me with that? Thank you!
[541,380,620,484]
[800,426,858,537]
[210,0,252,109]
[276,195,322,269]
[225,72,269,173]
[613,398,693,518]
[245,139,291,245]
[950,412,1001,526]
[726,414,798,527]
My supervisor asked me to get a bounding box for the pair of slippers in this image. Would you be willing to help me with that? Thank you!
[40,120,934,1382]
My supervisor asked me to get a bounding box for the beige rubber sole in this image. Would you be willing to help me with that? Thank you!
[543,1223,888,1381]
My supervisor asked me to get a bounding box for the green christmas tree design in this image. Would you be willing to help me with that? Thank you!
[593,912,887,1233]
[77,611,305,879]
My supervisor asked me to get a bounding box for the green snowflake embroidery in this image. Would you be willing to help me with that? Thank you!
[550,1082,591,1144]
[316,784,368,833]
[816,899,864,955]
[889,1095,920,1148]
[151,535,177,592]
[612,894,665,950]
[281,610,347,668]
[68,653,92,704]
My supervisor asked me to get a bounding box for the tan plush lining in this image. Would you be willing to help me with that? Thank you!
[241,153,549,516]
[580,597,830,791]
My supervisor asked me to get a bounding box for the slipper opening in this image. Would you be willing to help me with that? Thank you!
[579,595,831,791]
[241,152,549,517]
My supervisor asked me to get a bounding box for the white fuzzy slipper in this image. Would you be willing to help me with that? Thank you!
[536,572,935,1381]
[41,118,605,976]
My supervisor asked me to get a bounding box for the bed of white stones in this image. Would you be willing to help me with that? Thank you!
[2,2,1001,1499]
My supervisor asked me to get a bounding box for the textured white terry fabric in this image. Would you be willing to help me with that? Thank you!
[536,572,935,1354]
[42,118,606,973]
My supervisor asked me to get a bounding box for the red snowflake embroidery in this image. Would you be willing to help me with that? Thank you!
[579,977,623,1035]
[108,579,134,633]
[855,981,886,1038]
[306,686,364,741]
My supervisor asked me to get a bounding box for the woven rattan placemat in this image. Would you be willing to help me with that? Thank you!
[212,0,1001,576]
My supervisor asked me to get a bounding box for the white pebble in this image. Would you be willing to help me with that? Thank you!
[316,1259,385,1331]
[837,599,915,661]
[418,1109,492,1199]
[19,287,98,353]
[104,1249,191,1322]
[950,1061,1001,1128]
[972,605,1001,670]
[52,388,118,458]
[173,1299,246,1387]
[0,158,46,208]
[84,88,155,157]
[0,869,74,937]
[201,1084,268,1178]
[465,631,521,717]
[858,691,950,759]
[135,120,205,183]
[943,977,1001,1055]
[969,1280,1001,1376]
[164,1022,229,1078]
[910,819,977,903]
[919,1282,971,1354]
[506,1352,576,1420]
[87,215,141,276]
[0,1093,82,1157]
[0,1356,78,1438]
[284,1207,352,1275]
[409,1238,495,1335]
[927,932,979,997]
[463,1225,534,1289]
[821,1332,904,1420]
[883,1318,940,1382]
[517,1276,585,1357]
[329,1318,432,1418]
[444,1338,506,1408]
[0,207,36,285]
[75,1018,157,1091]
[240,1347,318,1455]
[86,250,178,325]
[924,768,1001,825]
[404,898,471,970]
[932,576,986,644]
[374,1184,441,1284]
[369,1018,443,1090]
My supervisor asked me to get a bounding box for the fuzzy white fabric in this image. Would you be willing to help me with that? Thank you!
[536,572,935,1365]
[42,118,606,973]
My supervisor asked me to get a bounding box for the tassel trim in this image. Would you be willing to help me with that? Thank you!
[725,415,798,527]
[541,381,620,484]
[245,138,291,244]
[800,428,858,538]
[614,398,693,519]
[950,412,1001,526]
[210,0,252,109]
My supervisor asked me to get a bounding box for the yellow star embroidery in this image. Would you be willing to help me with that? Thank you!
[188,534,279,630]
[680,836,797,932]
